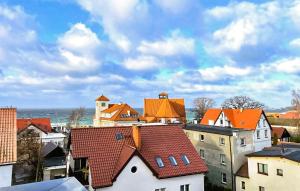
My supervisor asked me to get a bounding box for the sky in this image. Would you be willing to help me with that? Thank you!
[0,0,299,108]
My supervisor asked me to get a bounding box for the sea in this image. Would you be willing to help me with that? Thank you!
[17,108,196,125]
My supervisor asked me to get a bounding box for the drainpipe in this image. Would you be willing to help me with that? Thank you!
[229,135,235,191]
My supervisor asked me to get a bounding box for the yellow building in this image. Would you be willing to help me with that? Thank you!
[236,143,300,191]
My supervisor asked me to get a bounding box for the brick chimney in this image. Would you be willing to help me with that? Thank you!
[132,124,142,150]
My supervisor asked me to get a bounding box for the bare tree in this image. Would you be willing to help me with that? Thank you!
[193,97,215,120]
[291,89,300,134]
[221,95,265,109]
[69,107,86,128]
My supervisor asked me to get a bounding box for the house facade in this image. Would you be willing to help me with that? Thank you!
[201,109,272,151]
[0,108,17,188]
[144,92,186,124]
[272,127,291,143]
[236,143,300,191]
[184,124,254,190]
[93,95,144,127]
[68,125,207,191]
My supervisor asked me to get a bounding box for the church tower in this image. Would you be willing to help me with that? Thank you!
[93,94,110,127]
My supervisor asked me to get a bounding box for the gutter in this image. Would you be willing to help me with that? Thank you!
[229,135,235,191]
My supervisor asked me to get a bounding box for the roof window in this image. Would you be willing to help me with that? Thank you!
[181,154,190,165]
[115,132,124,140]
[168,156,178,166]
[155,157,164,168]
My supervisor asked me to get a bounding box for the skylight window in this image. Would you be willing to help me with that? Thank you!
[168,156,178,166]
[181,154,190,165]
[155,157,164,168]
[115,132,124,140]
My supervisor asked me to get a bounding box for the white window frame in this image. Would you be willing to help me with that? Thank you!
[264,129,268,138]
[257,130,260,139]
[200,149,205,159]
[219,137,225,145]
[241,181,245,190]
[221,172,227,184]
[220,154,226,165]
[200,134,204,142]
[241,138,246,146]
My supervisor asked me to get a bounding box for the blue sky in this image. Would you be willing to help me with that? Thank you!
[0,0,299,108]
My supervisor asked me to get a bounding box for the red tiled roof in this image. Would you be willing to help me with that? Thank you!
[17,118,52,133]
[272,127,290,139]
[201,108,265,130]
[279,110,300,119]
[71,125,207,188]
[0,108,17,164]
[236,162,249,178]
[96,95,110,101]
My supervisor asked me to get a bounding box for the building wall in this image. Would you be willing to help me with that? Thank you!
[253,114,272,151]
[0,165,13,187]
[236,157,300,191]
[43,167,66,180]
[95,156,205,191]
[185,129,254,190]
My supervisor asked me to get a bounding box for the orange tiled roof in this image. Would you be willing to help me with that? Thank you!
[0,108,17,164]
[201,108,264,130]
[144,98,186,120]
[96,95,110,101]
[17,118,52,133]
[71,125,207,188]
[279,110,300,119]
[100,104,144,122]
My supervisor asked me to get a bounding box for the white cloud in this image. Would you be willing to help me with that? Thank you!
[123,55,161,71]
[206,1,280,54]
[76,0,148,52]
[154,0,192,14]
[199,65,253,81]
[290,38,300,47]
[289,0,300,27]
[137,31,195,56]
[266,57,300,74]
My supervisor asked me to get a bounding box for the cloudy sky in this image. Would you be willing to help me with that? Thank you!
[0,0,299,108]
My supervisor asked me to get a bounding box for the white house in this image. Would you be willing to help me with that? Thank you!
[68,125,208,191]
[0,108,17,188]
[236,143,300,191]
[201,109,272,151]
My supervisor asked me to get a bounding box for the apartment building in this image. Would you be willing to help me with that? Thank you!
[184,124,254,190]
[236,143,300,191]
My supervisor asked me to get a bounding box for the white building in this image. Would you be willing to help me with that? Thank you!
[68,125,207,191]
[201,109,272,151]
[236,143,300,191]
[0,108,17,188]
[93,95,145,127]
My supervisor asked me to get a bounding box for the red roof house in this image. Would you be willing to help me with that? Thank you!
[17,118,52,133]
[70,125,207,189]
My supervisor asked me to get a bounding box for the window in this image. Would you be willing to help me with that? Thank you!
[264,130,268,138]
[180,184,189,191]
[101,102,106,107]
[168,156,178,166]
[219,137,225,145]
[155,157,164,168]
[257,130,260,139]
[241,138,246,146]
[220,119,223,125]
[263,119,266,127]
[221,172,227,184]
[241,181,245,190]
[155,188,166,191]
[115,133,124,140]
[258,163,268,175]
[200,134,204,141]
[220,154,226,165]
[277,169,283,176]
[181,154,190,165]
[259,186,265,191]
[131,166,137,173]
[200,149,205,159]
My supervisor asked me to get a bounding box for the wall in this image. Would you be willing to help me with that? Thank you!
[184,129,233,190]
[253,114,272,151]
[0,165,13,188]
[236,157,300,191]
[95,156,205,191]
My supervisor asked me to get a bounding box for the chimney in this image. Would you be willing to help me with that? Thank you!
[132,124,142,150]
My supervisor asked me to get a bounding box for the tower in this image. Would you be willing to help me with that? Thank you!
[94,94,110,127]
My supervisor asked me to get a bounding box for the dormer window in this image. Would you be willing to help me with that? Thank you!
[115,133,124,140]
[168,156,178,166]
[181,154,190,165]
[155,157,164,168]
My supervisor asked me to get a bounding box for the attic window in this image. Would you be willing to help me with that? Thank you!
[181,154,190,165]
[168,156,178,166]
[115,133,124,140]
[155,157,164,168]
